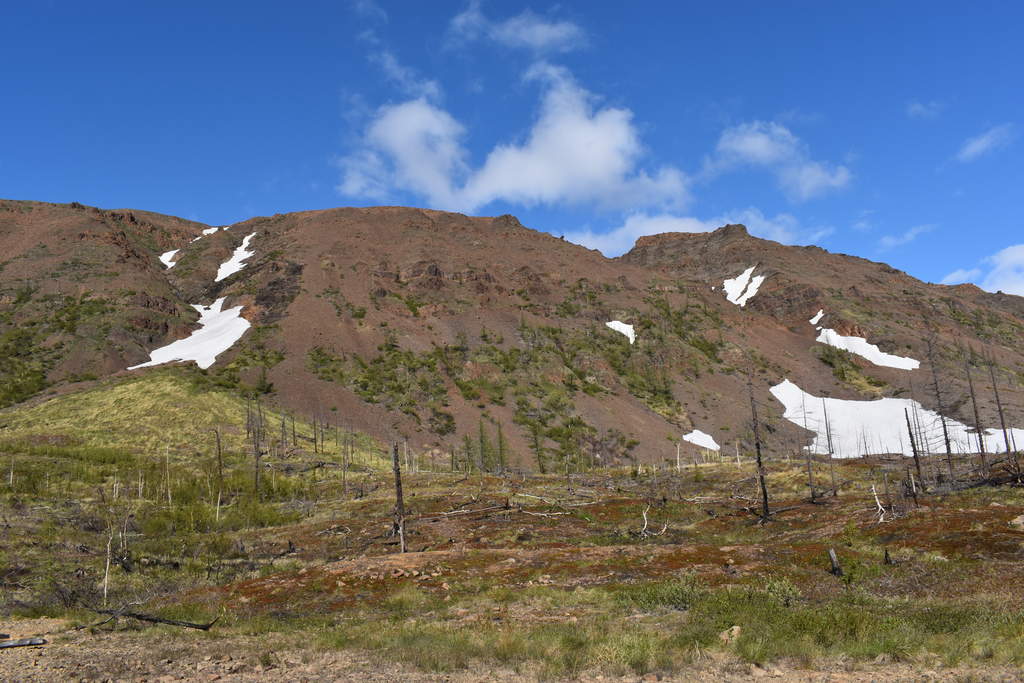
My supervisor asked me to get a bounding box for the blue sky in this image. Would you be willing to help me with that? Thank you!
[3,1,1022,293]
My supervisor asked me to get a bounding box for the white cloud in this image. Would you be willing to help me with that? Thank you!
[939,268,981,285]
[851,209,875,232]
[878,224,933,250]
[956,123,1015,162]
[337,65,689,213]
[906,100,942,119]
[778,161,852,202]
[938,244,1024,296]
[705,121,851,201]
[981,244,1024,295]
[449,0,585,53]
[337,98,468,207]
[368,50,441,100]
[564,213,716,256]
[351,0,387,22]
[564,207,818,257]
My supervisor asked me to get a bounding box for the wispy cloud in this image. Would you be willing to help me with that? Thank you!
[879,224,933,250]
[338,63,688,213]
[956,123,1015,162]
[350,0,387,23]
[939,267,981,285]
[703,121,851,202]
[941,245,1024,296]
[981,244,1024,295]
[852,209,875,232]
[906,100,942,119]
[368,50,441,100]
[448,0,586,53]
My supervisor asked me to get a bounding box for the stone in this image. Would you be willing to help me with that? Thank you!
[719,625,741,645]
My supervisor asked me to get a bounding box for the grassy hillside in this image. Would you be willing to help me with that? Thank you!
[0,370,382,462]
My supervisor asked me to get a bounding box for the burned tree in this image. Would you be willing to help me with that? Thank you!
[925,335,954,481]
[747,375,770,521]
[391,442,407,553]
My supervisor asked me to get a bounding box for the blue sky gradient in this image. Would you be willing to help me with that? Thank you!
[2,1,1021,292]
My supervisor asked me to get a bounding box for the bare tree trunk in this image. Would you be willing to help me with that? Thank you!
[823,399,838,496]
[748,376,770,520]
[964,345,987,472]
[801,393,815,500]
[391,442,407,553]
[342,428,350,495]
[103,531,113,607]
[253,402,262,501]
[165,447,172,506]
[904,408,924,489]
[828,547,843,576]
[212,428,223,503]
[987,351,1012,456]
[926,337,954,480]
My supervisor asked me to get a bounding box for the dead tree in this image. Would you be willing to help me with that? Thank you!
[800,393,816,500]
[342,426,350,494]
[963,345,987,472]
[925,336,955,481]
[987,351,1013,457]
[748,376,770,521]
[212,427,224,502]
[828,548,843,576]
[823,398,838,496]
[252,401,263,501]
[391,442,407,552]
[904,408,925,490]
[86,605,219,631]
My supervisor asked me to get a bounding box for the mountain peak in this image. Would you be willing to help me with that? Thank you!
[714,223,750,238]
[628,223,750,252]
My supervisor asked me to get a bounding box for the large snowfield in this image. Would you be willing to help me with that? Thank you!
[127,298,251,371]
[132,230,257,372]
[770,379,1024,458]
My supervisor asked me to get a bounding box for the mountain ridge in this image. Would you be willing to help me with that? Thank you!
[2,198,1022,467]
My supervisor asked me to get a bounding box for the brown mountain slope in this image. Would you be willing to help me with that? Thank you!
[623,226,1024,441]
[2,200,1022,467]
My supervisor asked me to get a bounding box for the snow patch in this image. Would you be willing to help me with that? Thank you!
[605,320,635,344]
[723,266,765,307]
[770,379,1024,458]
[815,328,920,370]
[214,232,257,282]
[191,226,229,242]
[809,309,824,325]
[128,298,250,371]
[159,249,180,269]
[683,429,720,451]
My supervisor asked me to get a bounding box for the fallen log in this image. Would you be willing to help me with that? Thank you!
[88,606,220,631]
[0,637,47,649]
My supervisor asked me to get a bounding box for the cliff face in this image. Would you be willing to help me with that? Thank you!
[2,199,1022,466]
